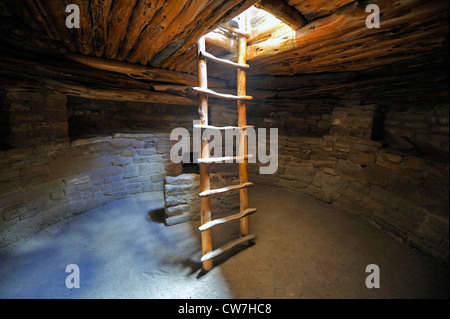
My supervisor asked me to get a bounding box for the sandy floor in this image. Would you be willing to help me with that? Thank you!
[0,185,447,299]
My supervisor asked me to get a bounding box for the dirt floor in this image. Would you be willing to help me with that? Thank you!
[0,185,448,299]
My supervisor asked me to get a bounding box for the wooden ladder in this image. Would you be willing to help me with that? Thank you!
[195,24,256,271]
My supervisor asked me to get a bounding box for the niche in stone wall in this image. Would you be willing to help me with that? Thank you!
[66,96,197,140]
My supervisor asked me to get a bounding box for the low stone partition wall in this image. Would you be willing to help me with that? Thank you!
[163,172,240,226]
[0,132,180,246]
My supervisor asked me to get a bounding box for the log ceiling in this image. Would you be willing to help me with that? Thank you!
[0,0,448,103]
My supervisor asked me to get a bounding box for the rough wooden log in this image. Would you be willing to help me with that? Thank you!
[205,31,238,54]
[160,0,260,70]
[72,0,94,55]
[192,87,253,100]
[104,0,137,59]
[194,124,255,130]
[138,0,188,65]
[286,0,355,21]
[0,16,68,56]
[196,36,213,272]
[22,0,57,41]
[42,79,195,104]
[144,0,212,66]
[237,33,251,241]
[218,26,250,39]
[90,0,113,57]
[200,234,255,262]
[200,51,249,69]
[117,0,164,60]
[199,182,254,197]
[247,0,448,75]
[65,53,226,88]
[255,0,307,30]
[197,155,254,164]
[0,49,196,105]
[198,208,257,232]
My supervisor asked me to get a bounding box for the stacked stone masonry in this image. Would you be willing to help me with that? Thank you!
[0,88,448,267]
[0,131,179,246]
[212,98,449,266]
[163,173,240,226]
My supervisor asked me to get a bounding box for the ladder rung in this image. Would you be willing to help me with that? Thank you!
[199,208,257,232]
[197,154,253,164]
[194,124,254,130]
[192,87,253,101]
[199,51,249,69]
[218,26,250,39]
[200,234,255,262]
[198,182,253,197]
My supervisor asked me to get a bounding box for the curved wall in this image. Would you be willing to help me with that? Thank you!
[1,86,448,267]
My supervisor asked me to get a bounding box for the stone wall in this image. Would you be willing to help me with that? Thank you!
[1,85,448,266]
[163,173,240,225]
[383,103,449,156]
[0,88,186,246]
[0,131,181,246]
[0,88,68,149]
[66,96,196,139]
[211,98,449,266]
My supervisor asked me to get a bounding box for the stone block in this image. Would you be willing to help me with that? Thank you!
[336,159,362,176]
[0,217,18,233]
[402,156,426,171]
[397,200,428,223]
[284,163,315,184]
[386,174,420,200]
[49,155,85,179]
[121,150,135,157]
[165,204,191,217]
[110,139,133,149]
[424,215,449,237]
[2,204,27,221]
[127,184,142,194]
[156,144,172,154]
[164,174,199,185]
[25,194,52,211]
[357,166,390,187]
[387,209,423,234]
[64,174,90,187]
[0,179,22,194]
[349,152,376,166]
[368,186,400,210]
[123,165,139,179]
[345,181,369,201]
[334,142,351,153]
[5,148,33,159]
[50,190,64,200]
[137,149,156,156]
[91,166,123,179]
[139,163,164,176]
[150,173,166,183]
[110,155,133,166]
[26,179,65,200]
[19,209,40,220]
[0,189,26,210]
[7,90,43,101]
[85,155,114,170]
[362,196,385,213]
[0,169,20,182]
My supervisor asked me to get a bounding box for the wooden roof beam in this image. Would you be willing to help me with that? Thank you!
[254,0,307,30]
[65,53,227,88]
[205,30,238,54]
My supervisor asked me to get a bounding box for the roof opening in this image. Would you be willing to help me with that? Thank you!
[204,5,293,61]
[242,5,293,45]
